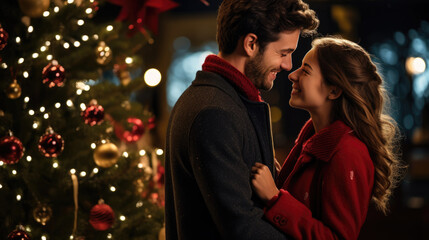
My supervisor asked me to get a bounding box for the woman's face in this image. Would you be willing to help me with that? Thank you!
[288,48,334,115]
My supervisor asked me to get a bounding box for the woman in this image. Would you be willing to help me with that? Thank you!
[251,37,403,239]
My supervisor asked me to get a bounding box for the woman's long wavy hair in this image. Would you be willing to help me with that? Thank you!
[313,37,405,214]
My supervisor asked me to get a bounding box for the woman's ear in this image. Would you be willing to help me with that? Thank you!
[243,33,259,57]
[328,86,343,100]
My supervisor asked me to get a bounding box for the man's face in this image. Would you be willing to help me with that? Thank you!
[244,30,301,91]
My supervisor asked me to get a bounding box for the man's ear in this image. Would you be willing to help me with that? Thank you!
[328,86,343,100]
[243,33,259,57]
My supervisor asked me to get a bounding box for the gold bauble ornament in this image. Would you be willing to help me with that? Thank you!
[93,142,120,168]
[18,0,50,18]
[95,41,112,65]
[5,80,21,99]
[33,203,52,226]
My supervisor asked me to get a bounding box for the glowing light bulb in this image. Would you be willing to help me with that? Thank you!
[16,37,21,43]
[18,58,24,64]
[125,57,133,64]
[23,71,29,78]
[55,102,61,108]
[156,149,164,155]
[406,57,426,75]
[110,186,116,192]
[144,68,162,87]
[26,156,32,162]
[77,19,84,26]
[106,25,113,31]
[24,97,30,102]
[139,150,146,156]
[32,53,39,58]
[29,109,35,115]
[82,35,89,41]
[91,143,96,149]
[43,11,50,17]
[53,162,59,168]
[28,26,34,33]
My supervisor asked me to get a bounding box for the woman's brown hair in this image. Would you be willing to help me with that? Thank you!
[312,36,405,214]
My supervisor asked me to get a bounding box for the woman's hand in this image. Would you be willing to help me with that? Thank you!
[251,162,280,204]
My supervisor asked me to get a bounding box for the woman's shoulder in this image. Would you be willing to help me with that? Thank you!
[331,131,373,170]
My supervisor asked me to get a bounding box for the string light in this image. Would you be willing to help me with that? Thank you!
[76,89,83,95]
[82,35,89,41]
[66,100,74,107]
[139,150,146,156]
[63,42,70,49]
[85,8,93,14]
[55,35,61,40]
[136,201,143,208]
[106,25,113,31]
[45,41,51,46]
[123,152,129,158]
[26,156,32,162]
[1,63,7,68]
[16,194,22,201]
[101,139,107,144]
[29,109,35,115]
[41,46,47,52]
[24,97,30,103]
[47,55,53,61]
[12,170,17,175]
[70,169,76,174]
[156,149,164,155]
[16,37,21,43]
[93,168,99,174]
[73,41,80,47]
[125,57,133,64]
[110,186,116,192]
[144,68,162,87]
[79,103,86,110]
[40,106,46,112]
[0,161,3,166]
[119,215,126,221]
[32,53,39,58]
[77,19,84,26]
[53,162,59,168]
[43,11,50,17]
[54,6,59,13]
[55,102,61,108]
[28,26,34,33]
[93,34,99,40]
[137,163,144,168]
[107,234,113,239]
[67,0,74,4]
[80,171,86,177]
[18,58,24,64]
[90,143,96,149]
[43,113,49,119]
[0,184,2,189]
[32,122,39,129]
[23,71,29,78]
[41,235,47,240]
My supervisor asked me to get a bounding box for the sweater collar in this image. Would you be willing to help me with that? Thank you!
[202,54,262,102]
[297,119,353,162]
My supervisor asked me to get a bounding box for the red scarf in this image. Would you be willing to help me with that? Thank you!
[202,54,262,102]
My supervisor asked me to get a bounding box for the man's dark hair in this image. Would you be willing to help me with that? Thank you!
[217,0,319,54]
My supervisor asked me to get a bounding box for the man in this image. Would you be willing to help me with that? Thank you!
[165,0,319,239]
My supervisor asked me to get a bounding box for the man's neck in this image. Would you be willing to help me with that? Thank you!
[218,52,246,75]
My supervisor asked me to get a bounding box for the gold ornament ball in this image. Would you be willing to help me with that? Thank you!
[18,0,50,18]
[5,81,22,99]
[33,204,52,226]
[93,143,120,168]
[95,41,112,65]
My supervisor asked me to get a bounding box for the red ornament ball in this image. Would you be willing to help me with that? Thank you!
[123,118,145,143]
[89,202,115,231]
[42,61,66,88]
[38,130,64,157]
[0,26,8,51]
[82,102,104,126]
[7,229,31,240]
[0,136,24,164]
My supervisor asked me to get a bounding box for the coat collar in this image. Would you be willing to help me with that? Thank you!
[297,119,354,162]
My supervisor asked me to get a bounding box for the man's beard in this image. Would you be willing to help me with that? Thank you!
[244,51,271,91]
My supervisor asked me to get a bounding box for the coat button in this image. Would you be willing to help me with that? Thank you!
[273,214,281,224]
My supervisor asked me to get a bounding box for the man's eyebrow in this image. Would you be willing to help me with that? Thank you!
[303,62,313,70]
[280,48,295,53]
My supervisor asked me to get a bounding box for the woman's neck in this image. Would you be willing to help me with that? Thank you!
[310,110,333,133]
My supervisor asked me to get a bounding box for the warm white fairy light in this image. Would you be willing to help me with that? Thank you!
[93,34,99,40]
[12,170,17,175]
[156,148,164,155]
[55,102,61,108]
[63,42,70,49]
[24,97,30,102]
[123,152,129,158]
[40,46,47,52]
[53,162,59,168]
[32,53,39,58]
[80,103,86,110]
[25,226,31,232]
[0,161,3,166]
[16,194,22,201]
[70,169,76,174]
[139,150,146,156]
[85,8,93,14]
[106,25,114,31]
[0,184,2,189]
[16,37,21,43]
[41,235,47,240]
[107,233,112,239]
[110,186,116,192]
[26,156,32,162]
[40,106,46,112]
[144,68,162,87]
[54,6,59,12]
[55,35,61,40]
[93,168,99,174]
[136,201,143,208]
[119,215,126,221]
[77,19,84,26]
[47,55,53,61]
[29,109,35,115]
[28,26,34,33]
[43,113,49,119]
[84,85,90,91]
[67,0,74,4]
[32,122,39,129]
[74,41,80,47]
[125,57,133,64]
[23,71,29,78]
[66,100,74,107]
[82,35,89,41]
[80,171,87,177]
[45,41,51,46]
[101,139,107,144]
[76,89,83,95]
[90,143,97,149]
[18,58,24,64]
[137,163,144,168]
[1,63,7,69]
[43,11,50,17]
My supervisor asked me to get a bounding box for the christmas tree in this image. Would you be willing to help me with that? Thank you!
[0,0,176,239]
